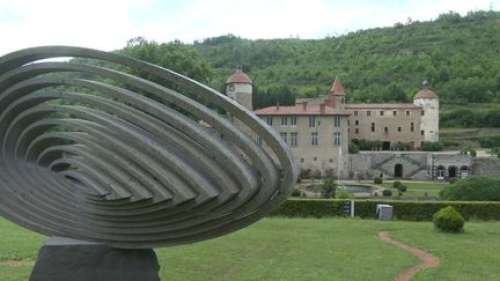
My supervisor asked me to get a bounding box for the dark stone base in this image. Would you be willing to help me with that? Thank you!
[30,237,161,281]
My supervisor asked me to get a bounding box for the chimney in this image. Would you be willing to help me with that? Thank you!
[302,102,308,111]
[275,101,280,111]
[320,103,325,114]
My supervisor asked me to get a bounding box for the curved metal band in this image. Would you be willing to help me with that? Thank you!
[0,46,297,248]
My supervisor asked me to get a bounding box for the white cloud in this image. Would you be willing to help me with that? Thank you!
[0,0,496,56]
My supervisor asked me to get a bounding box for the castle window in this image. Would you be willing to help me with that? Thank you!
[309,116,316,128]
[421,110,425,116]
[421,130,425,136]
[311,132,318,145]
[380,111,384,116]
[354,111,358,116]
[371,122,375,132]
[300,158,304,163]
[281,116,288,126]
[256,136,262,146]
[313,157,317,161]
[334,132,341,145]
[355,128,359,134]
[355,120,359,126]
[290,132,298,146]
[329,159,333,163]
[384,127,389,134]
[410,122,415,132]
[280,132,287,144]
[393,111,397,116]
[398,127,402,132]
[367,111,371,116]
[265,116,272,126]
[406,111,410,116]
[290,116,297,126]
[334,116,341,127]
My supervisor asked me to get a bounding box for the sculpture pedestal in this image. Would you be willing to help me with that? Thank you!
[30,237,161,281]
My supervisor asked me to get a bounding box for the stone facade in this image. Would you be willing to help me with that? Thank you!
[349,151,472,180]
[347,104,423,149]
[224,70,447,178]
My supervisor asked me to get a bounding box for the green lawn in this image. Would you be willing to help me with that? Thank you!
[2,217,500,280]
[380,181,448,198]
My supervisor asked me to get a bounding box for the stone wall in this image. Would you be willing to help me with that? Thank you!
[472,157,500,177]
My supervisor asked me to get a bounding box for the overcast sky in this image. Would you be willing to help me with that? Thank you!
[0,0,497,56]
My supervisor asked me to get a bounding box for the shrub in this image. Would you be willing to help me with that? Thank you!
[382,189,393,197]
[440,176,500,201]
[393,181,403,189]
[349,143,360,154]
[398,184,408,193]
[479,136,500,148]
[374,177,383,184]
[321,177,337,198]
[421,141,444,151]
[433,206,465,233]
[291,189,301,197]
[300,169,311,179]
[270,199,500,221]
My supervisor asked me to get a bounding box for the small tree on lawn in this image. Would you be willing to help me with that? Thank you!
[321,177,337,198]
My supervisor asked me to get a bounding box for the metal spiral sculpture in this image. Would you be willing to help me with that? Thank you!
[0,46,297,248]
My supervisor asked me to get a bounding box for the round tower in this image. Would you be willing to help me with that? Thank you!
[414,80,439,142]
[225,69,253,110]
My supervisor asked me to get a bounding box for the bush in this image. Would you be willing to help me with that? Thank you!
[433,206,465,233]
[270,199,500,221]
[291,189,301,197]
[374,177,383,184]
[321,177,337,198]
[421,141,444,151]
[478,135,500,148]
[349,143,360,154]
[398,185,408,192]
[382,189,393,197]
[440,176,500,201]
[393,181,403,189]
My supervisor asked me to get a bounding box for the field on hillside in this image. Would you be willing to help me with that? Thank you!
[3,217,500,280]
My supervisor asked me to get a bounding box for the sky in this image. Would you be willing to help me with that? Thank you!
[0,0,498,56]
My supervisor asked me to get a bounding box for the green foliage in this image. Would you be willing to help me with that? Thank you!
[291,189,302,197]
[479,136,500,148]
[374,177,383,184]
[440,176,500,201]
[382,189,393,197]
[441,109,500,128]
[321,177,337,198]
[272,199,500,221]
[492,147,500,158]
[349,143,360,154]
[421,141,444,151]
[393,181,403,189]
[352,139,383,150]
[194,11,500,111]
[122,37,213,85]
[433,206,465,233]
[253,85,295,109]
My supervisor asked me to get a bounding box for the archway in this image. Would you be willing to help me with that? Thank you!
[448,166,457,178]
[436,165,446,179]
[394,164,403,178]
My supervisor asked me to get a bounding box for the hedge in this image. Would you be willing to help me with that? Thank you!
[270,199,500,221]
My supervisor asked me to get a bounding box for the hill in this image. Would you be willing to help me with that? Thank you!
[194,10,500,107]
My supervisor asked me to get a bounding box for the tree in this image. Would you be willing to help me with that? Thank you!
[321,177,337,198]
[440,176,500,201]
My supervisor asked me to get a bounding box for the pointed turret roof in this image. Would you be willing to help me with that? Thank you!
[225,69,252,84]
[328,79,345,96]
[415,80,438,99]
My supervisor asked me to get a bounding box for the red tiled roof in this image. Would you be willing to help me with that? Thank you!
[415,89,438,99]
[328,79,345,96]
[346,103,421,109]
[225,69,252,84]
[254,103,350,116]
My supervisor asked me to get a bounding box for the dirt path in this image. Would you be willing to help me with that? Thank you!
[378,231,440,281]
[0,259,34,267]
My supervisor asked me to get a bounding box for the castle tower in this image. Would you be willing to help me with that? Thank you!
[324,78,346,109]
[414,80,439,142]
[225,69,253,110]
